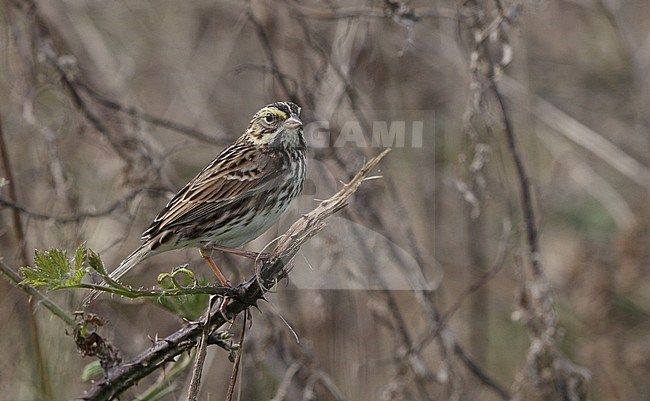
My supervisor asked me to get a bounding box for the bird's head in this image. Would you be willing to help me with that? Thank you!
[244,101,305,149]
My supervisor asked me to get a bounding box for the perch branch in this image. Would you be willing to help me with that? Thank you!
[80,149,390,401]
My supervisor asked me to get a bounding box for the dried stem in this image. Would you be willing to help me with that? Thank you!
[491,86,544,279]
[226,310,247,401]
[0,114,52,400]
[491,58,588,401]
[0,116,28,265]
[185,297,215,401]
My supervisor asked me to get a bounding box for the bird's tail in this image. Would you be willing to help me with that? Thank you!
[83,244,151,305]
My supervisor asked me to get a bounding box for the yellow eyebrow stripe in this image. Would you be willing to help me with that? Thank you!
[262,108,287,119]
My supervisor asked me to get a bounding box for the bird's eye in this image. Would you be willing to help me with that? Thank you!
[264,113,274,124]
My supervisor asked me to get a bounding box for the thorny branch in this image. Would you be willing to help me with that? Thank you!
[79,149,390,401]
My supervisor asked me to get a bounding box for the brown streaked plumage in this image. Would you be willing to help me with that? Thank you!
[85,102,306,304]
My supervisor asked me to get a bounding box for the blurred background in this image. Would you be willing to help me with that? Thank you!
[1,0,649,400]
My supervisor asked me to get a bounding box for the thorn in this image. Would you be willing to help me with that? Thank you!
[251,302,263,312]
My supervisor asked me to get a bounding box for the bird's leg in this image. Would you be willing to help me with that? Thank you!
[204,244,271,261]
[199,248,234,322]
[199,248,230,286]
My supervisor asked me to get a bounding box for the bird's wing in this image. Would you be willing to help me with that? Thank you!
[142,141,285,240]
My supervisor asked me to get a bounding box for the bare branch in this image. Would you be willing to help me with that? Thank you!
[225,310,247,401]
[287,2,456,22]
[0,113,53,399]
[491,41,590,401]
[452,342,511,400]
[499,76,650,190]
[186,298,213,401]
[247,6,297,102]
[0,116,29,266]
[0,188,165,223]
[72,82,228,146]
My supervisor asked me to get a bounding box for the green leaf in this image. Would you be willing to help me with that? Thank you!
[157,266,197,290]
[35,249,63,283]
[67,244,89,286]
[21,249,69,289]
[154,266,208,319]
[21,265,48,287]
[20,246,89,290]
[74,243,87,271]
[155,293,209,321]
[87,248,107,276]
[48,248,69,279]
[81,361,103,382]
[68,263,88,287]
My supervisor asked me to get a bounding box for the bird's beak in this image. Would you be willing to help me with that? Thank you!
[282,114,303,129]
